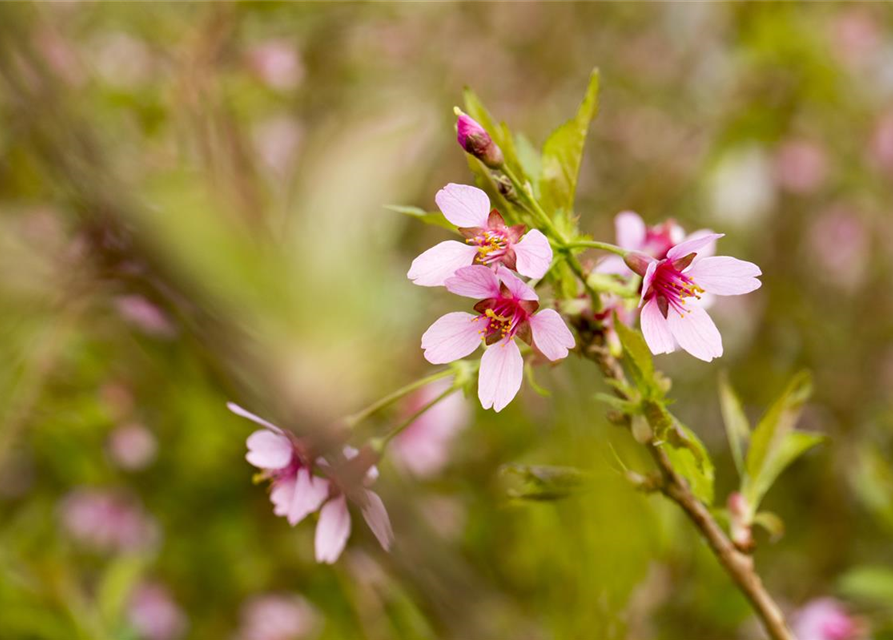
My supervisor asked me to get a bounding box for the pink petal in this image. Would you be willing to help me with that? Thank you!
[445,265,501,299]
[512,229,553,279]
[227,402,283,434]
[594,255,629,275]
[270,475,295,518]
[360,490,393,552]
[478,338,524,412]
[496,266,538,301]
[435,183,490,228]
[246,430,292,469]
[666,233,724,261]
[615,211,647,249]
[640,298,675,355]
[685,256,762,296]
[639,259,659,306]
[407,241,478,287]
[528,309,575,361]
[682,229,717,259]
[287,468,330,526]
[314,495,351,564]
[421,312,482,364]
[667,307,723,362]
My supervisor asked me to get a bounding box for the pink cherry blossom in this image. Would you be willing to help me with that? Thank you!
[774,139,829,195]
[392,378,470,477]
[792,598,863,640]
[60,488,160,553]
[633,234,761,362]
[128,582,188,640]
[236,593,320,640]
[596,210,714,276]
[228,403,393,564]
[107,422,157,471]
[421,265,575,412]
[407,184,552,287]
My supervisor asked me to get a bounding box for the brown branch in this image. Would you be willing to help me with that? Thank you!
[584,341,795,640]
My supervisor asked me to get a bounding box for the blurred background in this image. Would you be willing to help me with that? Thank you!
[0,3,891,639]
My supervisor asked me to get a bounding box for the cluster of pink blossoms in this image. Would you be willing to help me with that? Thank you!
[409,183,574,412]
[229,403,392,564]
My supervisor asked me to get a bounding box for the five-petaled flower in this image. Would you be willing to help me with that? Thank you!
[631,233,762,362]
[228,403,393,564]
[408,184,552,287]
[596,210,715,275]
[421,265,575,412]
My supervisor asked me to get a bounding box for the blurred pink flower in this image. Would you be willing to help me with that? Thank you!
[869,112,893,173]
[228,403,393,564]
[775,139,829,195]
[115,295,176,338]
[422,265,574,412]
[408,184,552,287]
[807,207,869,291]
[632,234,762,362]
[792,598,863,640]
[392,378,470,477]
[595,211,714,275]
[128,582,188,640]
[247,40,304,91]
[830,8,882,67]
[60,489,159,553]
[236,594,320,640]
[108,423,158,471]
[456,114,503,168]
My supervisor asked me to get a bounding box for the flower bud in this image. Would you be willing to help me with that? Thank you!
[728,491,754,552]
[623,251,652,277]
[455,109,504,168]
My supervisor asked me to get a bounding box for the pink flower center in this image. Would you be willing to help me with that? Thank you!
[474,297,528,341]
[642,223,677,259]
[467,229,510,265]
[646,261,704,317]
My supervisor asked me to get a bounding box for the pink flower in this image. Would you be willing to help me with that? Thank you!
[115,295,177,338]
[408,184,552,287]
[632,234,761,362]
[128,582,188,640]
[793,598,863,640]
[392,378,470,477]
[456,113,503,168]
[228,403,393,564]
[107,422,158,471]
[247,40,304,91]
[596,211,714,275]
[775,139,829,195]
[236,594,320,640]
[60,488,159,553]
[421,265,575,412]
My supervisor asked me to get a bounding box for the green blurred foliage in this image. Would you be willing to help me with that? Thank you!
[0,3,891,639]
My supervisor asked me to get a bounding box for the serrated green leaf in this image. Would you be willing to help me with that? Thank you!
[614,320,656,394]
[839,566,893,608]
[385,204,458,233]
[718,372,750,478]
[743,430,825,508]
[538,69,600,215]
[746,370,812,480]
[661,425,715,505]
[501,463,590,501]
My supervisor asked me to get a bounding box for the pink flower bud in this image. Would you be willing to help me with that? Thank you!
[456,112,504,169]
[727,491,753,551]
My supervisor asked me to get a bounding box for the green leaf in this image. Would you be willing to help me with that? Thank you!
[586,272,639,298]
[97,554,147,626]
[614,319,656,395]
[385,204,458,233]
[514,133,542,188]
[501,463,590,501]
[594,392,638,414]
[743,371,823,508]
[752,511,785,542]
[839,566,893,608]
[661,424,715,505]
[852,444,893,532]
[538,68,600,215]
[718,372,750,478]
[744,430,825,509]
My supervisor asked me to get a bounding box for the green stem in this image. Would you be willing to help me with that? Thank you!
[564,240,627,256]
[344,369,453,428]
[376,385,458,448]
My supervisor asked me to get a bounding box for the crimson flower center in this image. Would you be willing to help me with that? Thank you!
[468,230,510,265]
[649,262,704,317]
[475,299,527,341]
